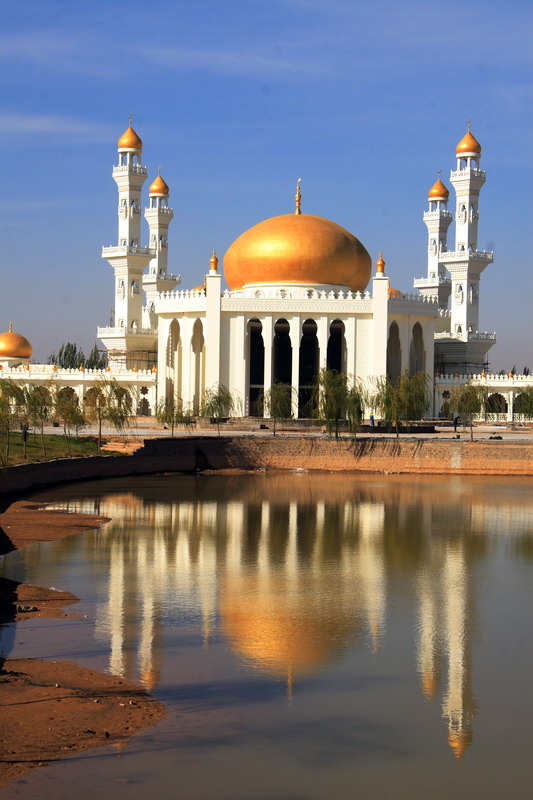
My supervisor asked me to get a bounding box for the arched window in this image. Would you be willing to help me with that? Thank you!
[386,321,401,380]
[409,322,425,375]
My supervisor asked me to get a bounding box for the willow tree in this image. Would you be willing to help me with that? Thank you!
[372,371,430,438]
[202,384,238,435]
[259,383,295,436]
[156,394,193,435]
[84,379,135,450]
[449,382,489,441]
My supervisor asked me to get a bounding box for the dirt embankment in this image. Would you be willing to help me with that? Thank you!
[0,501,166,789]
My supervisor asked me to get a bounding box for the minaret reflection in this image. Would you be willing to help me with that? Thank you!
[415,530,477,758]
[441,541,477,759]
[82,475,501,758]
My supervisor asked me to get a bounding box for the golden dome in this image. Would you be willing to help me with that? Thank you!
[149,173,169,195]
[428,178,449,199]
[456,129,481,155]
[118,123,142,151]
[210,249,219,272]
[224,213,371,292]
[376,252,386,274]
[0,324,32,359]
[219,573,358,678]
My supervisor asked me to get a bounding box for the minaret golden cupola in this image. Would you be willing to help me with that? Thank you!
[456,121,482,155]
[118,117,143,151]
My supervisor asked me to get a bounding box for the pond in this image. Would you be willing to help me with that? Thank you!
[1,472,533,799]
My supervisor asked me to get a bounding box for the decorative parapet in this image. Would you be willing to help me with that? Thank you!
[112,164,147,177]
[102,245,155,257]
[439,249,493,263]
[144,206,174,217]
[434,331,496,341]
[438,308,452,318]
[413,277,451,288]
[450,168,486,180]
[423,210,453,221]
[0,364,156,379]
[436,372,533,384]
[97,326,156,337]
[388,292,438,304]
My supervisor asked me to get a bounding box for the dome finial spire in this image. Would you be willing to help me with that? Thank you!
[467,118,471,132]
[128,114,133,127]
[295,178,302,215]
[9,321,12,333]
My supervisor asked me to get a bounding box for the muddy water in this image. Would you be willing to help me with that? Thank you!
[1,472,533,800]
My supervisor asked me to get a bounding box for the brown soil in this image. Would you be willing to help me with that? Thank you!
[0,658,165,788]
[0,500,110,555]
[0,499,166,789]
[0,576,80,620]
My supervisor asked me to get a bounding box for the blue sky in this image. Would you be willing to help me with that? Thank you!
[0,0,531,369]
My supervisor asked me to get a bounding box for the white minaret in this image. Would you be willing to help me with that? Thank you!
[98,121,157,369]
[441,125,493,341]
[414,173,452,309]
[143,170,180,330]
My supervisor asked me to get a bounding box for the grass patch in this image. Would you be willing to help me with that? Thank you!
[0,433,121,466]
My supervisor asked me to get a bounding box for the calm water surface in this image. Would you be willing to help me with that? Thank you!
[1,472,533,799]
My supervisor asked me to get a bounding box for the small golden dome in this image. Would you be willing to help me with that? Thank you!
[149,173,169,195]
[376,252,386,274]
[118,123,142,151]
[224,213,371,292]
[388,287,403,299]
[448,730,471,759]
[456,129,481,155]
[192,284,206,292]
[210,249,219,272]
[428,178,449,199]
[0,324,32,359]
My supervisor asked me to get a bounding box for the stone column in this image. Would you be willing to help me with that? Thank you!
[289,317,301,418]
[262,316,273,417]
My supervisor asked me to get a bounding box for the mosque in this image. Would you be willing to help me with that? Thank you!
[0,121,531,420]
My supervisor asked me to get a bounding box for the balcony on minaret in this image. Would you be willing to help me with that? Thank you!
[145,205,174,219]
[439,249,493,264]
[113,163,148,178]
[423,209,453,223]
[102,244,155,258]
[413,275,451,290]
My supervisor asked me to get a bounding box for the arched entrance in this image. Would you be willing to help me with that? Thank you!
[387,322,401,380]
[488,393,507,414]
[327,319,346,374]
[299,319,318,417]
[166,319,181,400]
[248,318,264,416]
[191,318,205,415]
[273,319,292,385]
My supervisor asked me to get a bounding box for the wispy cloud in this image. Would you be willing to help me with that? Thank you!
[0,111,115,143]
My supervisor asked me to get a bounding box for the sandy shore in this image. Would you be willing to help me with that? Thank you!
[0,500,166,789]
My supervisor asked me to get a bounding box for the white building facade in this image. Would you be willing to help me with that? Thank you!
[2,122,531,422]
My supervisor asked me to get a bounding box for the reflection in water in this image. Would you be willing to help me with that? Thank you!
[41,474,533,761]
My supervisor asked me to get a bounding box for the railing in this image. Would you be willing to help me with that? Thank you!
[158,288,206,301]
[102,245,155,257]
[423,211,453,220]
[113,164,147,176]
[413,277,451,287]
[97,326,156,336]
[439,249,493,262]
[450,168,486,180]
[144,206,174,216]
[0,365,155,377]
[434,331,496,341]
